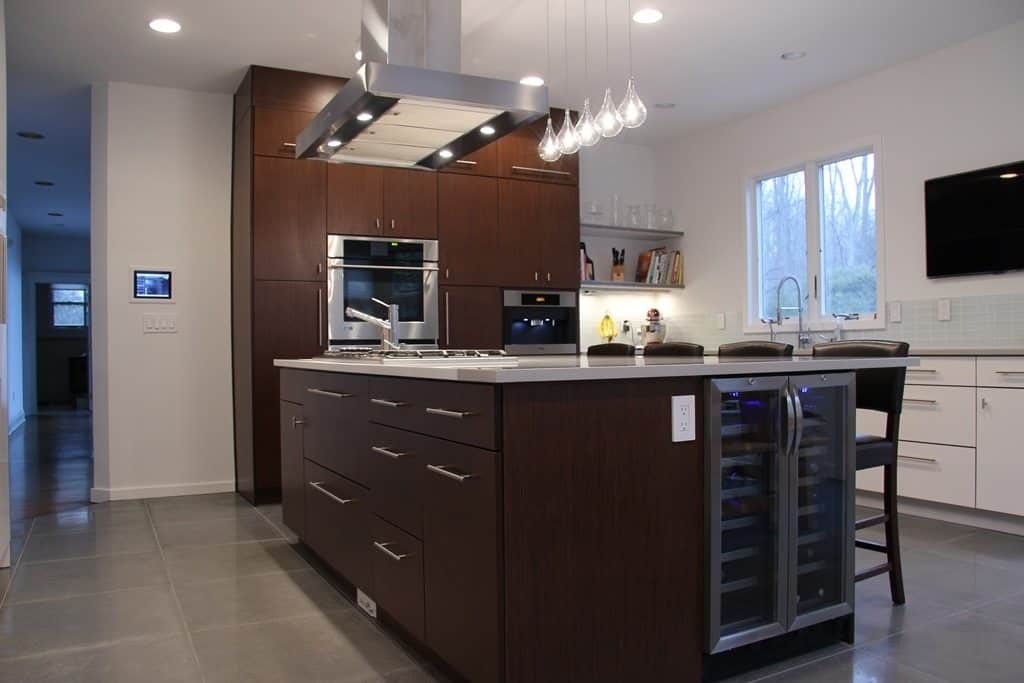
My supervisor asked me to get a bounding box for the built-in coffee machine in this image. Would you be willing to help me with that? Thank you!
[501,290,579,355]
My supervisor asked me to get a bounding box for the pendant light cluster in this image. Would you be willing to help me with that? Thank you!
[538,0,649,162]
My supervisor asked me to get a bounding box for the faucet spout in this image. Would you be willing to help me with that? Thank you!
[346,302,402,350]
[775,276,810,349]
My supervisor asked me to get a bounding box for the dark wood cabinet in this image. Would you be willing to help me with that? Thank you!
[440,141,498,176]
[253,107,317,158]
[252,156,326,282]
[497,179,580,288]
[440,286,502,349]
[303,374,372,487]
[540,182,581,288]
[279,401,306,537]
[327,163,384,237]
[423,439,500,683]
[383,168,438,238]
[439,174,499,286]
[236,65,346,125]
[496,109,580,185]
[366,424,426,539]
[370,515,425,640]
[304,460,374,592]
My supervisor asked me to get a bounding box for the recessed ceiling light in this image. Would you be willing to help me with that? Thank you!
[16,130,45,140]
[632,8,663,24]
[520,75,545,87]
[48,211,64,217]
[356,112,374,122]
[654,102,676,109]
[480,125,496,135]
[326,139,343,148]
[148,18,181,33]
[355,49,363,61]
[781,51,807,61]
[34,180,55,186]
[999,172,1019,179]
[438,149,454,159]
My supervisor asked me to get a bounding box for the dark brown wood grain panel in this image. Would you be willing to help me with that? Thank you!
[365,423,427,539]
[495,108,579,185]
[366,377,497,450]
[383,168,438,238]
[540,182,581,288]
[303,374,372,487]
[252,156,326,281]
[497,178,542,286]
[502,378,705,683]
[249,65,346,113]
[439,174,499,286]
[305,460,374,592]
[440,286,502,349]
[279,401,306,538]
[253,107,318,158]
[327,163,383,236]
[370,515,426,640]
[440,141,498,176]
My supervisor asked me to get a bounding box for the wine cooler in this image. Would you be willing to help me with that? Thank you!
[705,373,855,654]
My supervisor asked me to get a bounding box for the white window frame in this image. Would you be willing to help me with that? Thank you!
[744,136,886,334]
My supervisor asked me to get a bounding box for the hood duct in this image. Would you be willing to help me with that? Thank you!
[296,0,549,170]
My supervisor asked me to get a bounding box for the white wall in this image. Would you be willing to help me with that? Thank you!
[7,216,23,431]
[91,81,234,501]
[653,21,1024,344]
[579,140,656,221]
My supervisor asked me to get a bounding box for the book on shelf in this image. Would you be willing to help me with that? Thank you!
[633,248,684,286]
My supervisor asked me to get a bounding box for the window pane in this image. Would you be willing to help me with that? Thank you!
[54,303,86,327]
[52,287,87,303]
[757,170,807,319]
[820,153,876,314]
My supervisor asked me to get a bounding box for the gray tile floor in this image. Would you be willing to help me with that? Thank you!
[2,497,1023,682]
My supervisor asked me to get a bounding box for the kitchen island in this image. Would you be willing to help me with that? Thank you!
[274,354,915,682]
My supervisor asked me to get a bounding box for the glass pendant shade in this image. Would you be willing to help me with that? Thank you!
[575,98,602,147]
[537,116,562,162]
[556,110,581,155]
[595,88,624,138]
[617,76,647,128]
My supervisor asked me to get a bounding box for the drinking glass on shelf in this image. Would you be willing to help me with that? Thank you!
[626,205,643,227]
[585,200,606,222]
[655,208,675,230]
[645,203,657,228]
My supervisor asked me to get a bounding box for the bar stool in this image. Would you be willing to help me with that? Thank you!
[717,341,794,357]
[586,343,636,356]
[643,342,705,357]
[812,340,909,604]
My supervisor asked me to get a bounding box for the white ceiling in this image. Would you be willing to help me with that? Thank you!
[7,0,1024,238]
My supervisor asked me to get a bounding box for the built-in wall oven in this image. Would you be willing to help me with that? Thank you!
[327,235,439,347]
[502,290,579,354]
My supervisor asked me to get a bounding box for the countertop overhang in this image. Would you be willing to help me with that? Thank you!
[274,354,919,384]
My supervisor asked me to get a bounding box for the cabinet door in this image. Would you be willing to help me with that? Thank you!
[251,282,325,499]
[252,156,326,281]
[440,286,502,349]
[977,388,1024,516]
[383,168,438,238]
[370,516,425,640]
[495,110,579,185]
[440,142,498,176]
[439,174,499,285]
[540,183,581,288]
[706,376,790,654]
[253,107,317,158]
[423,439,500,683]
[280,402,306,537]
[786,374,855,632]
[327,163,383,236]
[497,179,543,286]
[303,374,371,486]
[305,460,373,591]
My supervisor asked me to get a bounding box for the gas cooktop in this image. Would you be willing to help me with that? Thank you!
[322,348,517,365]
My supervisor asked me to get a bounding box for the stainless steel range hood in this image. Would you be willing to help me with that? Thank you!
[296,0,549,170]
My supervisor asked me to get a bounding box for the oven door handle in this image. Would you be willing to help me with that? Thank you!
[328,263,439,272]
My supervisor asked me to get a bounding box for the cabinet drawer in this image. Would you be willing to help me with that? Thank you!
[856,442,976,508]
[280,368,309,404]
[977,357,1024,388]
[369,516,425,641]
[905,356,976,387]
[304,460,373,592]
[440,143,498,176]
[304,374,371,485]
[900,385,976,447]
[366,424,426,538]
[253,107,317,158]
[367,378,497,450]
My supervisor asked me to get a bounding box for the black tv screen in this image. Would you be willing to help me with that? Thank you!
[925,160,1024,277]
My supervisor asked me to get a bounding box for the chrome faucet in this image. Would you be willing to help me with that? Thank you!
[774,276,811,349]
[345,297,401,350]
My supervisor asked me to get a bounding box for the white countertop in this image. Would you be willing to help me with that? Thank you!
[275,354,919,384]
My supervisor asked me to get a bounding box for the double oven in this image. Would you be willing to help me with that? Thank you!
[327,235,439,347]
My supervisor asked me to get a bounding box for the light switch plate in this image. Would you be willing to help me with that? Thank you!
[671,395,696,442]
[143,313,178,334]
[888,302,902,323]
[937,298,952,322]
[356,589,378,618]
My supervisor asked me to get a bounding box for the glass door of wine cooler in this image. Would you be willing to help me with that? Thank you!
[788,373,855,631]
[707,376,790,654]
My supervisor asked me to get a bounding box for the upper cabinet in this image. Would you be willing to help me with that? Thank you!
[439,174,499,285]
[327,164,438,239]
[253,107,318,158]
[252,156,326,281]
[440,142,498,177]
[497,179,580,288]
[235,66,346,125]
[496,109,580,186]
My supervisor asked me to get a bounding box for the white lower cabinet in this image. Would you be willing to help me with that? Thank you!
[857,441,976,508]
[977,387,1024,517]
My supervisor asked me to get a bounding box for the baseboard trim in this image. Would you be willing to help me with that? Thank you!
[91,480,236,503]
[857,491,1024,536]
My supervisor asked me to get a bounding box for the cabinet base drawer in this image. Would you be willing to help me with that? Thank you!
[905,356,976,387]
[899,385,976,447]
[368,377,497,449]
[856,442,976,508]
[369,516,425,641]
[366,424,426,539]
[978,357,1024,388]
[303,460,373,592]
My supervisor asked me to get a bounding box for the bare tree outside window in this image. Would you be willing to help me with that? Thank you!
[820,153,877,315]
[757,170,807,319]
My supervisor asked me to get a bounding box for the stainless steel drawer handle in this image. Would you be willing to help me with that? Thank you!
[906,368,937,373]
[426,464,475,482]
[371,398,407,408]
[307,388,353,399]
[898,455,939,464]
[373,541,410,562]
[995,371,1024,376]
[455,159,478,166]
[291,417,305,428]
[371,446,410,459]
[511,165,572,177]
[425,407,476,419]
[281,142,297,148]
[309,481,355,505]
[904,398,938,405]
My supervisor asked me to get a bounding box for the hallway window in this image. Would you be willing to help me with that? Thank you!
[52,284,89,328]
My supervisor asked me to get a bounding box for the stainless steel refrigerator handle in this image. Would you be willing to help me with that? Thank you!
[791,386,804,456]
[784,385,797,457]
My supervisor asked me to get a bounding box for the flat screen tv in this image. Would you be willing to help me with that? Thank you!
[925,160,1024,277]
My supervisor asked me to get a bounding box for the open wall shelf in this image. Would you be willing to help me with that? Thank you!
[581,280,686,294]
[581,222,685,240]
